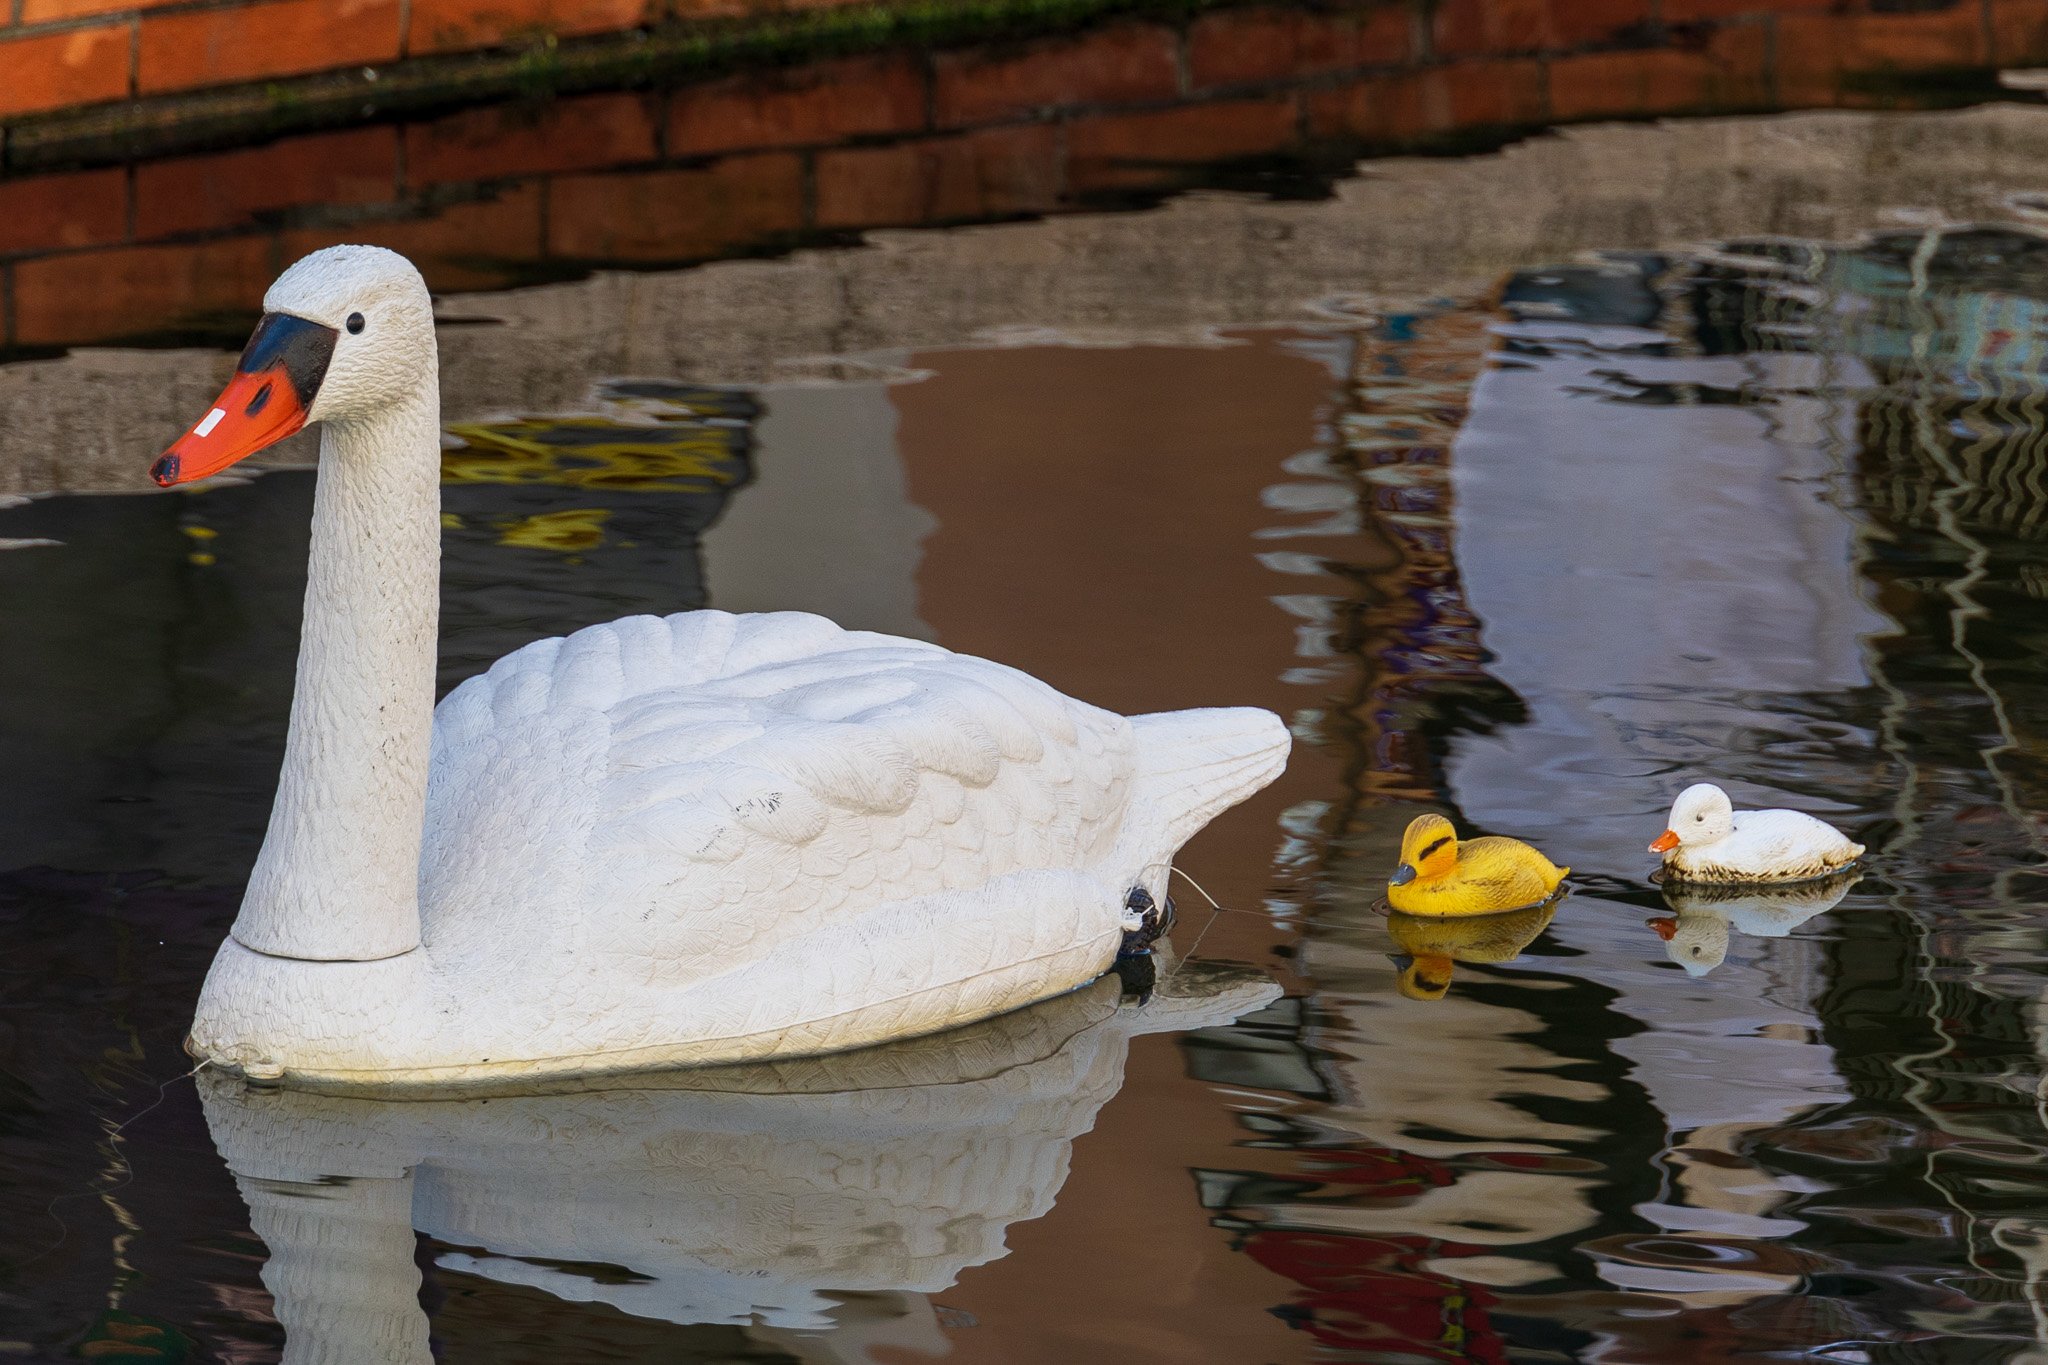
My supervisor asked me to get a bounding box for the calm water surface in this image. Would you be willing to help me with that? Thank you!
[10,145,2048,1363]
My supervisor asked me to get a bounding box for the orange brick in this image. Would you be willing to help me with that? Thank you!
[0,28,129,118]
[1358,3,1414,64]
[1783,5,1986,69]
[280,183,544,292]
[1067,97,1299,189]
[13,236,274,347]
[134,127,397,239]
[0,168,129,257]
[1551,0,1652,46]
[1187,7,1361,89]
[1549,37,1767,120]
[1773,13,1844,105]
[23,0,178,22]
[1436,56,1547,125]
[1776,8,1988,108]
[1433,0,1650,54]
[405,92,657,187]
[1662,0,1829,19]
[667,52,927,158]
[934,23,1178,126]
[1432,0,1555,55]
[546,154,802,261]
[140,0,401,95]
[1304,78,1385,140]
[406,0,647,55]
[1992,0,2048,64]
[815,124,1059,229]
[1306,61,1546,142]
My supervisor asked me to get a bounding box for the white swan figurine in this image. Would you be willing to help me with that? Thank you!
[152,245,1291,1089]
[1649,782,1863,884]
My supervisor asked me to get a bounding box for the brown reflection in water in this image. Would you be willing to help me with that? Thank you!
[885,335,1374,1362]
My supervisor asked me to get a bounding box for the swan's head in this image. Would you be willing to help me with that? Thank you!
[1389,813,1458,889]
[151,246,434,487]
[1649,782,1734,854]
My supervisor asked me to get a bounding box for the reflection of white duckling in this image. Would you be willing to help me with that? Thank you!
[201,959,1278,1365]
[1649,782,1863,883]
[1648,871,1859,976]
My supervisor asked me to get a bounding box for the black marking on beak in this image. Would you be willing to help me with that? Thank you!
[245,380,273,417]
[238,311,338,410]
[1390,863,1417,886]
[150,453,180,487]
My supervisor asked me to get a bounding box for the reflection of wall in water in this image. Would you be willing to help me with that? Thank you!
[1711,227,2048,1342]
[1374,237,2048,1349]
[0,384,768,880]
[1271,271,1887,1352]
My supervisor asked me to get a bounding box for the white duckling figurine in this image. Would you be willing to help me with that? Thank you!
[1649,782,1863,884]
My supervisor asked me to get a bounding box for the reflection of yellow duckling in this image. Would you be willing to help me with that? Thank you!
[1386,813,1568,917]
[1387,897,1562,1000]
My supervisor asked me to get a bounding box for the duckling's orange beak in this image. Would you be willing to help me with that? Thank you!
[1649,829,1680,854]
[151,312,336,487]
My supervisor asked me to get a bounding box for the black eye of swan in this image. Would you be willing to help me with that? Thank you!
[346,313,366,334]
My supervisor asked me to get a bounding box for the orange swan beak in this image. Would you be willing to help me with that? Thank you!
[152,312,337,487]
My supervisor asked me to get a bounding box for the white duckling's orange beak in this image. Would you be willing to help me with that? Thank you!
[1648,829,1680,854]
[151,312,336,487]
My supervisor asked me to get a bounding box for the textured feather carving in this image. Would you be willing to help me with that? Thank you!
[424,613,1140,969]
[198,610,1289,1082]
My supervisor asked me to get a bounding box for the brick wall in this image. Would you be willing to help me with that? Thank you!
[4,0,2048,349]
[0,0,887,120]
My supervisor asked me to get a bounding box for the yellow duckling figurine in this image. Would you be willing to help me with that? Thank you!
[1387,813,1568,917]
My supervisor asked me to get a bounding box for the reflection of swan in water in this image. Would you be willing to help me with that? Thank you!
[200,959,1278,1364]
[1383,894,1563,1000]
[1648,871,1859,976]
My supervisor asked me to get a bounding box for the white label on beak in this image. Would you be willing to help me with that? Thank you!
[195,407,226,438]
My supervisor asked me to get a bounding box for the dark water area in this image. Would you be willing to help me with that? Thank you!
[14,99,2048,1364]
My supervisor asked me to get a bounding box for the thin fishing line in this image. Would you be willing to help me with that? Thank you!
[1176,902,1226,969]
[1134,862,1240,977]
[5,1058,212,1276]
[1137,861,1262,918]
[1166,865,1223,911]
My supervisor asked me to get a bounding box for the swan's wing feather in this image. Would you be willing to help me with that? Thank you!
[429,612,1136,969]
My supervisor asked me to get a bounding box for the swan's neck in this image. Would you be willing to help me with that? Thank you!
[233,392,441,961]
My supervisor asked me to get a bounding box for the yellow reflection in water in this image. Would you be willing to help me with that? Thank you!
[443,417,749,494]
[496,508,610,552]
[1385,895,1563,1001]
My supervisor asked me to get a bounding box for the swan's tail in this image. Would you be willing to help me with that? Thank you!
[1126,707,1292,859]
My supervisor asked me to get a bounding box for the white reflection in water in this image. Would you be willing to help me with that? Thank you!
[201,960,1276,1363]
[1447,332,1890,860]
